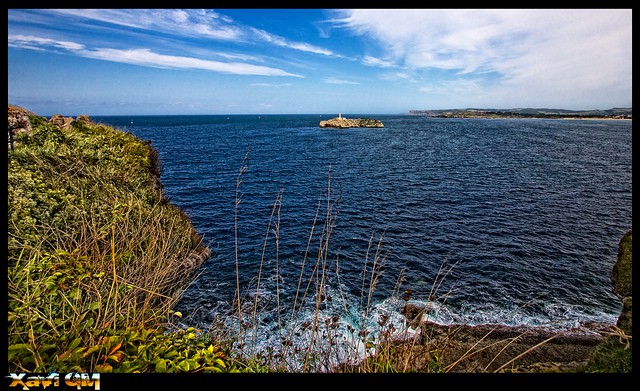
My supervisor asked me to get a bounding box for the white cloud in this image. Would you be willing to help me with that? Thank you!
[250,28,336,56]
[43,9,337,57]
[8,35,303,77]
[379,72,412,81]
[205,51,263,62]
[250,83,293,87]
[334,9,632,108]
[82,48,303,76]
[324,78,360,85]
[46,9,243,40]
[362,55,396,68]
[8,34,86,51]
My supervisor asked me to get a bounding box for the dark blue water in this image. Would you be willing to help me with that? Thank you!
[94,115,631,342]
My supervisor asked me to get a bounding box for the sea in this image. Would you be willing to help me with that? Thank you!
[93,114,632,367]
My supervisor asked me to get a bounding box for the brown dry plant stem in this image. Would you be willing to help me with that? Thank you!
[304,167,336,371]
[234,147,250,332]
[493,334,558,372]
[250,190,283,351]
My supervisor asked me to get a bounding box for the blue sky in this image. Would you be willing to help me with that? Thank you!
[7,9,633,116]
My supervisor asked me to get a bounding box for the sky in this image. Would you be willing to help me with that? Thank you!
[7,8,633,116]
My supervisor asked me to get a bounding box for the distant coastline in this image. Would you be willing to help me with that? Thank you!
[408,107,632,120]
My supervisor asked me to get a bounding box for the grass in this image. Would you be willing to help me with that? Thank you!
[7,112,630,373]
[8,117,218,372]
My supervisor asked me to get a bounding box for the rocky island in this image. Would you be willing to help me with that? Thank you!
[319,113,384,128]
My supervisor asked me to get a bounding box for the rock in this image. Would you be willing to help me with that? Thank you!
[49,114,65,126]
[182,246,211,271]
[319,115,384,128]
[401,303,425,321]
[50,114,74,130]
[75,114,92,125]
[8,105,37,150]
[8,105,36,131]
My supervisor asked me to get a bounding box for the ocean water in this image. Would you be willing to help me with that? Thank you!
[93,114,631,362]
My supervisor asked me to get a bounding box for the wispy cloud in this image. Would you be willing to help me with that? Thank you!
[324,78,360,85]
[250,28,337,56]
[379,72,412,81]
[334,9,632,107]
[250,82,293,87]
[83,48,302,76]
[46,9,243,40]
[8,34,303,77]
[8,34,86,51]
[38,9,338,58]
[362,55,395,68]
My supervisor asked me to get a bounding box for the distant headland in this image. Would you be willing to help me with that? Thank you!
[408,107,632,120]
[320,113,384,128]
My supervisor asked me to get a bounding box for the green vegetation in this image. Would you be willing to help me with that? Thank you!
[7,112,631,373]
[584,230,632,373]
[612,230,632,301]
[584,334,632,373]
[7,116,231,372]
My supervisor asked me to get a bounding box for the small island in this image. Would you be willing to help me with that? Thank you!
[320,113,384,128]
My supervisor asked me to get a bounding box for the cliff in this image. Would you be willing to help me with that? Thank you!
[8,105,213,372]
[611,230,632,334]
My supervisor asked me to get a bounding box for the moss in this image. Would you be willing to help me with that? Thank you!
[612,230,632,298]
[584,336,632,373]
[611,230,632,334]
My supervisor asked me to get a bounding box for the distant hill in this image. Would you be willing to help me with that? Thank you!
[407,108,632,119]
